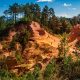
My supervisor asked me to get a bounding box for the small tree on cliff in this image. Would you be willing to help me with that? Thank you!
[58,33,69,58]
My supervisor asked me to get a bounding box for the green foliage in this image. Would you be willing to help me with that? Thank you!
[9,37,16,49]
[44,59,55,80]
[1,2,80,35]
[10,29,31,49]
[0,69,11,80]
[0,3,74,35]
[15,50,24,63]
[16,64,41,80]
[0,65,41,80]
[25,65,40,80]
[22,72,35,80]
[33,64,41,80]
[8,3,20,23]
[48,16,62,34]
[63,55,72,65]
[0,69,22,80]
[0,16,6,31]
[60,17,72,33]
[20,16,30,22]
[21,65,41,80]
[18,29,31,47]
[58,33,69,58]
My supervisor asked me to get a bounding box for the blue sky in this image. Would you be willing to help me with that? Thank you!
[0,0,80,18]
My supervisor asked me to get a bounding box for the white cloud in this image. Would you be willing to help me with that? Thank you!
[60,14,68,17]
[63,3,72,7]
[68,7,77,11]
[37,0,52,2]
[56,13,71,18]
[72,8,77,10]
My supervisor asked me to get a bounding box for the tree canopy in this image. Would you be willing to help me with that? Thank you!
[0,3,80,34]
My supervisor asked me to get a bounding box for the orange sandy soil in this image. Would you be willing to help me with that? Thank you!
[0,21,79,74]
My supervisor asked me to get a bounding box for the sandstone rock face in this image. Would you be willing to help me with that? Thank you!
[9,30,16,37]
[67,24,80,60]
[8,30,16,42]
[14,42,21,51]
[16,21,60,71]
[1,21,80,74]
[0,21,60,73]
[69,24,80,42]
[0,43,2,50]
[30,21,45,37]
[30,21,60,48]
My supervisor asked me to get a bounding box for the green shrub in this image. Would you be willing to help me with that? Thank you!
[58,33,69,58]
[15,50,24,64]
[10,29,31,50]
[33,64,41,80]
[19,29,31,47]
[0,69,21,80]
[44,59,55,80]
[22,72,35,80]
[21,65,41,80]
[0,68,40,80]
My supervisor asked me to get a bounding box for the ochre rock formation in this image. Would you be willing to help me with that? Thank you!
[69,24,80,42]
[3,21,79,74]
[1,21,80,74]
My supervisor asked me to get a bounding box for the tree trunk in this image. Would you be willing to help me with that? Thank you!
[13,13,16,24]
[14,13,16,23]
